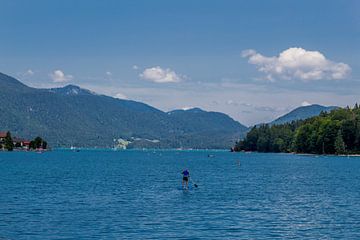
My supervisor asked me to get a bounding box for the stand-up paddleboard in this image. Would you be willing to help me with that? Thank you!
[177,185,193,190]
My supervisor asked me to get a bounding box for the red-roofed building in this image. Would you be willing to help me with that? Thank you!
[13,137,31,149]
[0,132,7,150]
[1,132,31,150]
[0,132,7,142]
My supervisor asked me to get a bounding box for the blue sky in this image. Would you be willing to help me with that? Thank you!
[1,0,359,125]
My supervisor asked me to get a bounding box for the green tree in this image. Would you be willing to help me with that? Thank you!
[294,124,312,153]
[29,136,47,149]
[341,119,356,151]
[335,130,346,155]
[243,126,259,151]
[234,104,360,154]
[257,136,269,152]
[4,131,14,151]
[273,138,285,152]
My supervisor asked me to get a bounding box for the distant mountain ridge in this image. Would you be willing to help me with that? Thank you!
[0,72,247,149]
[270,104,338,125]
[49,85,97,96]
[167,108,248,148]
[168,107,246,133]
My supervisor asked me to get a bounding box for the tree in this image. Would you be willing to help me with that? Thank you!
[243,126,259,151]
[323,121,340,154]
[4,131,14,151]
[233,140,244,152]
[341,119,356,151]
[29,136,47,150]
[335,130,346,155]
[273,138,285,152]
[257,136,269,152]
[42,141,48,149]
[233,104,360,154]
[294,124,312,153]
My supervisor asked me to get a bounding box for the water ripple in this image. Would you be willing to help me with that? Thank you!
[0,150,360,239]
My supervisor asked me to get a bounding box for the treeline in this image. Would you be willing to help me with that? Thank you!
[234,104,360,155]
[0,131,47,151]
[29,136,48,150]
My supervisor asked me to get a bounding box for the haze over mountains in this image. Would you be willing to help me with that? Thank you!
[0,72,247,149]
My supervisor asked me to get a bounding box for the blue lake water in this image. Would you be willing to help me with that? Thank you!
[0,150,360,239]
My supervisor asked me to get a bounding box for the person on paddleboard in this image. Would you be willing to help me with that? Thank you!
[182,169,190,189]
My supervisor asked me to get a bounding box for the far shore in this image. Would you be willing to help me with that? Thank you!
[1,148,360,157]
[235,150,360,157]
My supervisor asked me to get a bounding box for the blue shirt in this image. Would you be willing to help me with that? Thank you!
[182,170,189,177]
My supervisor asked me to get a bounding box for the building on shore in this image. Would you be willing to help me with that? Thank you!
[0,132,6,142]
[0,131,31,150]
[12,137,31,149]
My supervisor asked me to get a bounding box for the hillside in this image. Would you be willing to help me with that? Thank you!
[270,104,338,125]
[235,105,360,154]
[167,108,248,148]
[0,72,248,149]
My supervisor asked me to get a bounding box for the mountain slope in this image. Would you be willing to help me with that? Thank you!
[270,104,338,125]
[167,108,248,148]
[0,72,247,148]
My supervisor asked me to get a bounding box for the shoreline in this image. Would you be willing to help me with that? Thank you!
[0,149,49,153]
[233,150,360,157]
[2,147,360,156]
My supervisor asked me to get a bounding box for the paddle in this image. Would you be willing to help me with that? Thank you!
[190,178,198,188]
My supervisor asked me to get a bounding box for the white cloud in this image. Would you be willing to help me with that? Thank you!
[140,66,183,83]
[25,69,34,76]
[106,71,112,76]
[114,92,128,100]
[242,47,351,81]
[50,70,73,83]
[301,101,311,106]
[132,65,139,70]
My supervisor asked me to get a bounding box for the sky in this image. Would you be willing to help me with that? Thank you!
[0,0,359,126]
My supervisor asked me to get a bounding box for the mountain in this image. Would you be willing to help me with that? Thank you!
[0,72,247,149]
[167,108,248,148]
[49,84,96,96]
[270,104,338,125]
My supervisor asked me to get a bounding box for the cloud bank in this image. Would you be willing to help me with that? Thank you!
[242,47,351,81]
[140,66,183,83]
[50,70,73,83]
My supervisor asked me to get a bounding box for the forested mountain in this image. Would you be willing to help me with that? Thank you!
[270,104,338,125]
[235,105,360,154]
[167,108,248,148]
[0,72,248,149]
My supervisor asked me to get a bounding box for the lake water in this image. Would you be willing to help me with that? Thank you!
[0,150,360,239]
